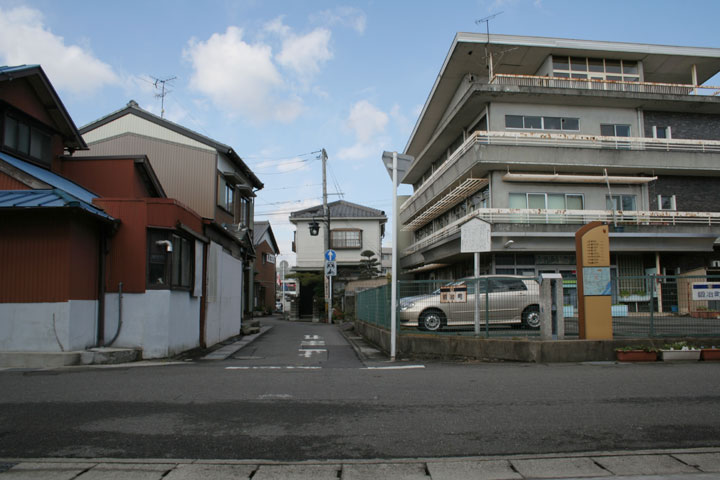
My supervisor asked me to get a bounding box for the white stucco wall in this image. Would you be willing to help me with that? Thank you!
[104,290,200,359]
[0,300,97,352]
[205,241,243,347]
[295,218,384,269]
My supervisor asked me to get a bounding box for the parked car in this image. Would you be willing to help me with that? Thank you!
[399,276,540,331]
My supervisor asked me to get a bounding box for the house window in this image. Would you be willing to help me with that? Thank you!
[3,113,52,167]
[223,182,234,213]
[607,194,637,211]
[505,115,579,131]
[508,192,584,210]
[147,229,194,289]
[658,195,676,211]
[330,229,362,249]
[262,253,275,264]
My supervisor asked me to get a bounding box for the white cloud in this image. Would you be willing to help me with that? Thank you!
[312,7,367,34]
[0,6,119,95]
[337,100,389,162]
[184,26,302,124]
[276,27,332,81]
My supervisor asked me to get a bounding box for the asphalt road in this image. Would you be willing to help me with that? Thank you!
[1,317,719,461]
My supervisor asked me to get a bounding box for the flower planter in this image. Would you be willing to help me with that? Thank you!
[616,350,657,362]
[701,349,720,361]
[661,350,701,361]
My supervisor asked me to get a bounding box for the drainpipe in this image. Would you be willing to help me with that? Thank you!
[107,281,123,346]
[97,232,106,346]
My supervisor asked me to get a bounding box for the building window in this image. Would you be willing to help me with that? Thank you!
[262,253,276,264]
[658,195,676,211]
[552,56,639,82]
[147,229,194,289]
[505,115,579,131]
[2,113,52,167]
[607,194,637,211]
[223,182,234,213]
[508,192,584,210]
[652,126,672,139]
[238,196,250,226]
[601,124,631,137]
[330,229,362,249]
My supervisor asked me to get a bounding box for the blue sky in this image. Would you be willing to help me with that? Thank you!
[1,0,719,264]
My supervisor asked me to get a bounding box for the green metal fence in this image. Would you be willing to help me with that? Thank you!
[356,284,391,329]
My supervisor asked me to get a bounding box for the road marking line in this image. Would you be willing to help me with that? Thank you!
[225,366,322,370]
[298,349,326,358]
[364,365,426,370]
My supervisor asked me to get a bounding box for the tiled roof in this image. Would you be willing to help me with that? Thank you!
[290,200,386,220]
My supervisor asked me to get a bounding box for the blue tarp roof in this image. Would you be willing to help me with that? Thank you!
[0,152,98,204]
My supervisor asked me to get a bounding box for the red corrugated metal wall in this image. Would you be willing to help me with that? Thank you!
[62,159,151,198]
[0,171,30,190]
[94,199,148,294]
[0,210,100,302]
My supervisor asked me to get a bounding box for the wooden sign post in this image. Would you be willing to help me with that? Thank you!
[575,222,613,340]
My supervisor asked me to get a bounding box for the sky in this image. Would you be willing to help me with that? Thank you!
[1,0,719,266]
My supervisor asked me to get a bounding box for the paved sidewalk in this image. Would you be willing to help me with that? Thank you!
[2,448,720,479]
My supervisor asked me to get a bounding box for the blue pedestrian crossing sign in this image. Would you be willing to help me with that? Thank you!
[325,249,337,262]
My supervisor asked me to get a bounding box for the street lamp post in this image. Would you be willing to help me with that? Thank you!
[382,151,413,361]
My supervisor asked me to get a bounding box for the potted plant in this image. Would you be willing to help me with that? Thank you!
[615,345,659,362]
[700,346,720,361]
[661,341,701,361]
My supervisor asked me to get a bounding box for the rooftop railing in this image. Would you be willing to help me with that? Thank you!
[403,208,720,255]
[490,73,720,96]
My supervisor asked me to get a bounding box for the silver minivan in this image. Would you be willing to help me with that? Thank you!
[399,276,540,331]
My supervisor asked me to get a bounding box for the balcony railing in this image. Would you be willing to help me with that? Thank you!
[404,208,720,255]
[491,73,720,96]
[403,130,720,213]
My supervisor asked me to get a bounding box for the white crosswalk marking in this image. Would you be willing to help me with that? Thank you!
[299,349,326,358]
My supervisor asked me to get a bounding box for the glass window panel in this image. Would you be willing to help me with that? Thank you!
[605,60,621,73]
[527,193,546,209]
[622,61,638,74]
[588,58,604,72]
[495,255,514,265]
[606,75,622,81]
[562,118,579,130]
[181,238,192,287]
[566,195,584,210]
[30,128,49,161]
[505,115,523,128]
[17,123,29,154]
[571,74,588,79]
[495,268,515,275]
[570,57,587,71]
[660,195,675,210]
[4,116,17,149]
[655,126,667,139]
[624,76,639,82]
[552,56,569,70]
[524,116,542,129]
[547,194,565,209]
[543,117,561,130]
[615,125,631,137]
[607,195,619,210]
[554,72,570,78]
[600,124,615,136]
[621,195,636,210]
[509,193,526,209]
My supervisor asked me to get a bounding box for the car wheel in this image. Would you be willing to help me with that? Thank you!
[522,305,541,329]
[419,309,445,332]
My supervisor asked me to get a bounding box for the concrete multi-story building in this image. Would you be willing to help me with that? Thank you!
[398,34,720,297]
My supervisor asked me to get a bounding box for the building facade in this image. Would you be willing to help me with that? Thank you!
[398,34,720,296]
[290,200,387,316]
[253,221,280,313]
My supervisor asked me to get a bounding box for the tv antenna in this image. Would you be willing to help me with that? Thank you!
[152,76,176,118]
[475,12,504,80]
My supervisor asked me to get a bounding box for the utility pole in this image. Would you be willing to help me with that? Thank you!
[152,76,176,118]
[321,148,332,324]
